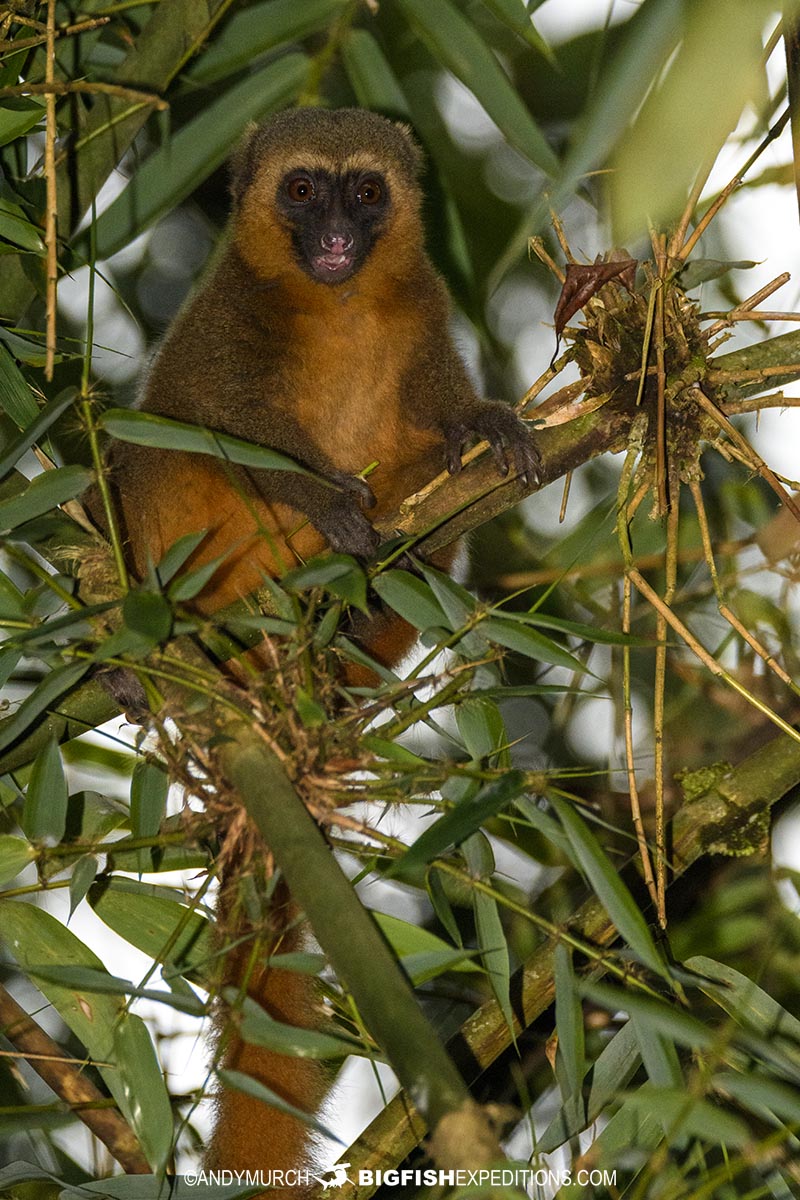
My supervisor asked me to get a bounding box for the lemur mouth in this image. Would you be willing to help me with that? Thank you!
[312,253,354,278]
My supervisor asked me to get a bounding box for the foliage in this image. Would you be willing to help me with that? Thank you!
[2,2,800,1199]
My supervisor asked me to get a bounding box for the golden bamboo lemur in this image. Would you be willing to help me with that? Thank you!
[107,108,538,1186]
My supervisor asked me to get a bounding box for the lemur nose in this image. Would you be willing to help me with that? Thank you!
[321,232,354,253]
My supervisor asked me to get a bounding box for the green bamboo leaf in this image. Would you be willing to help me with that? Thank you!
[189,0,345,84]
[513,795,576,865]
[235,993,361,1059]
[679,258,757,290]
[621,1084,750,1148]
[100,408,308,475]
[167,552,228,602]
[632,1010,682,1088]
[219,1069,337,1140]
[0,646,21,689]
[0,344,41,428]
[0,99,45,146]
[130,761,169,874]
[111,1015,175,1170]
[400,947,476,985]
[554,943,585,1104]
[69,854,100,916]
[687,955,800,1045]
[374,911,473,972]
[501,609,646,647]
[0,570,25,619]
[122,589,173,643]
[28,964,207,1015]
[362,734,427,766]
[395,0,559,176]
[22,736,68,844]
[0,197,45,254]
[0,390,76,481]
[473,888,514,1034]
[582,982,715,1052]
[713,1070,800,1125]
[86,54,310,259]
[0,659,90,754]
[0,901,168,1165]
[371,570,450,631]
[155,530,207,586]
[340,29,411,116]
[479,0,555,60]
[0,466,92,534]
[89,879,211,984]
[0,834,35,887]
[426,870,462,947]
[537,1019,641,1154]
[549,796,668,977]
[455,697,506,761]
[481,616,587,672]
[387,770,526,879]
[282,555,367,609]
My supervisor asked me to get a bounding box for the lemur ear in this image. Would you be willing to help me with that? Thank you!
[229,121,260,209]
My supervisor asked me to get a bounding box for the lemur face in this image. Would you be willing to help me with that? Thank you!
[275,166,390,285]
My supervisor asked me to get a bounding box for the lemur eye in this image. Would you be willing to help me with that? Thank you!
[287,176,315,203]
[356,178,383,205]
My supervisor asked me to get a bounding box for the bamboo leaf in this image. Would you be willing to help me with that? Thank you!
[537,1019,641,1154]
[0,390,76,481]
[0,834,35,887]
[28,964,206,1016]
[559,0,683,198]
[221,733,472,1128]
[371,569,450,632]
[374,911,473,972]
[455,697,506,761]
[549,796,668,977]
[235,993,362,1060]
[621,1084,750,1147]
[130,760,169,874]
[0,661,91,754]
[473,887,514,1034]
[713,1069,800,1125]
[111,1015,174,1170]
[686,955,800,1045]
[387,770,526,879]
[0,197,45,254]
[481,616,587,672]
[188,0,345,84]
[0,99,46,146]
[479,0,555,60]
[340,29,411,116]
[89,879,212,985]
[554,943,585,1104]
[0,901,168,1166]
[69,854,100,916]
[0,466,92,534]
[395,0,559,176]
[22,736,68,845]
[0,346,39,427]
[100,408,309,475]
